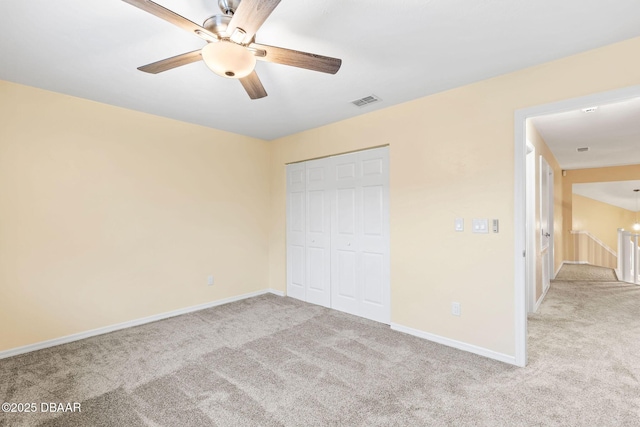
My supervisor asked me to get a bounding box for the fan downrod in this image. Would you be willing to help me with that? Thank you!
[218,0,241,15]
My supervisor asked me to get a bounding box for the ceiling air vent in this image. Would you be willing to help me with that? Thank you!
[577,147,589,152]
[351,95,381,107]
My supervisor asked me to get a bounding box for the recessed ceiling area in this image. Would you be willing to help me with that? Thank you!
[531,97,640,170]
[2,0,640,140]
[573,181,640,212]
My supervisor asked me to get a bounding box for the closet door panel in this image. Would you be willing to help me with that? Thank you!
[362,185,384,236]
[331,154,360,316]
[305,159,331,308]
[290,245,305,289]
[286,163,306,301]
[337,188,356,235]
[336,250,357,299]
[308,247,327,291]
[308,190,325,232]
[358,148,390,323]
[362,252,384,305]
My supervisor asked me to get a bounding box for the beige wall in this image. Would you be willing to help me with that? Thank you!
[3,35,640,359]
[562,165,640,261]
[0,81,270,352]
[570,232,617,269]
[269,36,640,357]
[572,194,636,249]
[526,122,563,302]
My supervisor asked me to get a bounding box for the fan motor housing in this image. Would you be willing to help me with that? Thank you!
[203,13,256,43]
[203,14,232,38]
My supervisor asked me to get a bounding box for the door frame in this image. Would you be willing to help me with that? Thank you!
[547,168,555,292]
[525,141,536,313]
[513,84,640,367]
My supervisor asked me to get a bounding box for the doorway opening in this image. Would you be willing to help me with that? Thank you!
[514,84,640,367]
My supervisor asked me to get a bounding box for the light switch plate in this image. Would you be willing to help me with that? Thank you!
[455,218,464,232]
[451,302,461,316]
[472,219,489,234]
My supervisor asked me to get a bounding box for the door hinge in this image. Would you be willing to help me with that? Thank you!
[522,250,526,257]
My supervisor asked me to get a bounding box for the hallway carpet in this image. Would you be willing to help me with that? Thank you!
[554,263,618,281]
[2,275,640,426]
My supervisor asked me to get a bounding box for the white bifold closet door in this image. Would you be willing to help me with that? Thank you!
[304,158,332,308]
[286,146,390,324]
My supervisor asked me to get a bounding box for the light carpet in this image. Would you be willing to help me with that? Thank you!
[554,263,618,281]
[1,269,640,426]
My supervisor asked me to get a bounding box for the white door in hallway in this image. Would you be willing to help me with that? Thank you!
[540,156,554,293]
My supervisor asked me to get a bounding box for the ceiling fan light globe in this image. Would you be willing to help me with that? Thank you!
[633,223,640,231]
[202,41,256,79]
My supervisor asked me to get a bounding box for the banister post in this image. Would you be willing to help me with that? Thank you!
[617,228,624,280]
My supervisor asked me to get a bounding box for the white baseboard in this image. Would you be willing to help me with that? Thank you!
[534,285,550,313]
[267,288,285,297]
[390,323,517,366]
[0,288,284,360]
[555,262,564,278]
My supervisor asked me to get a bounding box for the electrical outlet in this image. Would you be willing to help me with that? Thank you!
[451,302,461,316]
[207,275,214,286]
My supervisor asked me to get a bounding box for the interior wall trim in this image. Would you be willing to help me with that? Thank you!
[0,289,284,360]
[555,261,566,277]
[285,144,390,165]
[390,323,517,366]
[533,285,550,313]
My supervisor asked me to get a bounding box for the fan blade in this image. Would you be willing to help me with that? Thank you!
[138,50,202,74]
[249,43,341,74]
[122,0,218,42]
[227,0,281,43]
[239,71,268,99]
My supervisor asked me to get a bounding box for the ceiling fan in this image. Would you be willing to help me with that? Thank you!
[122,0,342,99]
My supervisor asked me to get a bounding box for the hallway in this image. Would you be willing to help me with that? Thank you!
[554,264,619,281]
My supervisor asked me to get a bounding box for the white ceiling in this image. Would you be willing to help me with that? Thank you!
[531,97,640,170]
[2,0,640,140]
[573,181,640,212]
